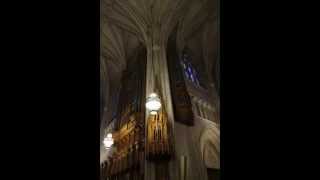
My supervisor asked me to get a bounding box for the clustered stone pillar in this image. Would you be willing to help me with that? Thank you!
[144,29,210,180]
[144,25,181,179]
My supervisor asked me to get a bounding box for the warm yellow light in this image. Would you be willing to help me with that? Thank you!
[146,93,161,113]
[107,133,112,138]
[103,133,114,149]
[150,110,158,115]
[149,93,157,98]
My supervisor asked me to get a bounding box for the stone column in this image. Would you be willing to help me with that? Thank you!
[144,24,210,180]
[144,27,178,179]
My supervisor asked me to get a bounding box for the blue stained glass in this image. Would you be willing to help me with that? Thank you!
[188,67,192,73]
[190,74,195,82]
[181,51,202,86]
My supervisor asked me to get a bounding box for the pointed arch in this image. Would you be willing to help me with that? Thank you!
[200,122,220,169]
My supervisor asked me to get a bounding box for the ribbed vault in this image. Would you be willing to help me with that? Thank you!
[100,0,218,102]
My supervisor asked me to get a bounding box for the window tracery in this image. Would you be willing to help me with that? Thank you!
[180,51,201,87]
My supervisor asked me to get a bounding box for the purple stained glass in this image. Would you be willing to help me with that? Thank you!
[190,74,194,82]
[188,67,192,73]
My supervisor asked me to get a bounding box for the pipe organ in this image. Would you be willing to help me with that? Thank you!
[167,43,194,126]
[105,48,146,180]
[146,106,172,160]
[104,39,210,179]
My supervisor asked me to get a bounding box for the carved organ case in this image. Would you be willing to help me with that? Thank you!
[106,47,146,180]
[167,41,194,126]
[146,104,172,160]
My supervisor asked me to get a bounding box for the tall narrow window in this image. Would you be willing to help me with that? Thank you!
[180,50,201,87]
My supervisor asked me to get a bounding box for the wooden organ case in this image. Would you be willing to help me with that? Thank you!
[105,47,146,180]
[146,102,172,180]
[146,97,172,161]
[167,41,194,126]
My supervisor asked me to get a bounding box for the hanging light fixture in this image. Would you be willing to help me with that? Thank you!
[146,93,161,115]
[146,20,162,116]
[103,133,114,149]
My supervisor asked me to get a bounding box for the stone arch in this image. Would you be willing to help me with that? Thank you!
[200,122,220,169]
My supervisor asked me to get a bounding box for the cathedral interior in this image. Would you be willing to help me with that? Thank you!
[100,0,220,179]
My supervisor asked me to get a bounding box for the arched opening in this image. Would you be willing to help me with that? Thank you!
[200,125,220,180]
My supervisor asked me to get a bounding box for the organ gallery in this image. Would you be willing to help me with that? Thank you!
[100,0,220,179]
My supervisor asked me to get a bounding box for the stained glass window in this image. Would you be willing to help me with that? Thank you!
[188,67,192,73]
[190,74,194,82]
[180,50,200,87]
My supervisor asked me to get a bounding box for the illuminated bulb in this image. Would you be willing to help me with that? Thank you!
[103,133,114,149]
[146,93,161,114]
[149,93,157,98]
[150,111,158,115]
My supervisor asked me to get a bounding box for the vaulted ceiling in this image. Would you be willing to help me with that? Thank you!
[101,0,218,72]
[101,0,218,123]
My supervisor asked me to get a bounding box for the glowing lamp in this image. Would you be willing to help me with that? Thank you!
[146,93,161,115]
[103,133,114,149]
